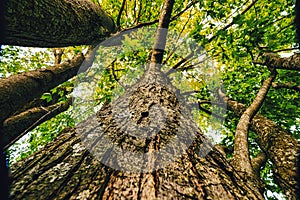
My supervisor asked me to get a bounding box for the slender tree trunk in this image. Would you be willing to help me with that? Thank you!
[231,72,276,176]
[0,48,95,125]
[219,93,299,199]
[1,0,116,47]
[2,98,72,149]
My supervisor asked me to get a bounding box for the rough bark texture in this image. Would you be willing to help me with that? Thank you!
[220,95,299,199]
[9,129,265,199]
[257,53,300,71]
[9,35,264,198]
[9,75,265,199]
[251,115,299,200]
[2,0,116,47]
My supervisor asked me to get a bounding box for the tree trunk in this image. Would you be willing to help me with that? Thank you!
[1,0,116,47]
[9,69,265,199]
[2,98,72,149]
[10,126,265,199]
[219,93,299,199]
[0,53,82,121]
[0,47,96,126]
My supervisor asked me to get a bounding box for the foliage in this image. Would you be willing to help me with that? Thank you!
[0,46,51,77]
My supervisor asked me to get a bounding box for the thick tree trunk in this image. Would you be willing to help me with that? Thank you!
[9,67,265,199]
[9,124,264,199]
[1,0,116,47]
[0,53,82,121]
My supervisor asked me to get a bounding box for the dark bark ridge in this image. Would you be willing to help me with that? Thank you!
[2,0,116,47]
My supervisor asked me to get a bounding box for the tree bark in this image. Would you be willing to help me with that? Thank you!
[9,29,264,198]
[1,0,116,47]
[253,53,300,71]
[9,110,265,199]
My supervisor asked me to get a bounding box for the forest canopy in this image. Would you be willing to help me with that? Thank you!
[0,0,299,199]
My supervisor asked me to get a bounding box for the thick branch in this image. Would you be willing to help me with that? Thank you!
[2,0,116,47]
[2,98,72,149]
[12,84,73,116]
[251,152,267,178]
[232,72,276,174]
[272,82,300,92]
[254,53,300,71]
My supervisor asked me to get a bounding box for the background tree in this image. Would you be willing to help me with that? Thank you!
[1,0,299,199]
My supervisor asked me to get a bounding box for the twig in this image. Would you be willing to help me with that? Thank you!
[163,9,193,65]
[111,60,126,89]
[116,0,126,30]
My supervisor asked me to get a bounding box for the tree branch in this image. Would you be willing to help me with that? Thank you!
[104,0,193,48]
[166,56,209,75]
[163,9,193,65]
[166,0,258,76]
[254,53,300,71]
[207,0,258,44]
[272,82,300,92]
[116,0,126,30]
[251,152,267,178]
[0,47,95,124]
[165,53,194,75]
